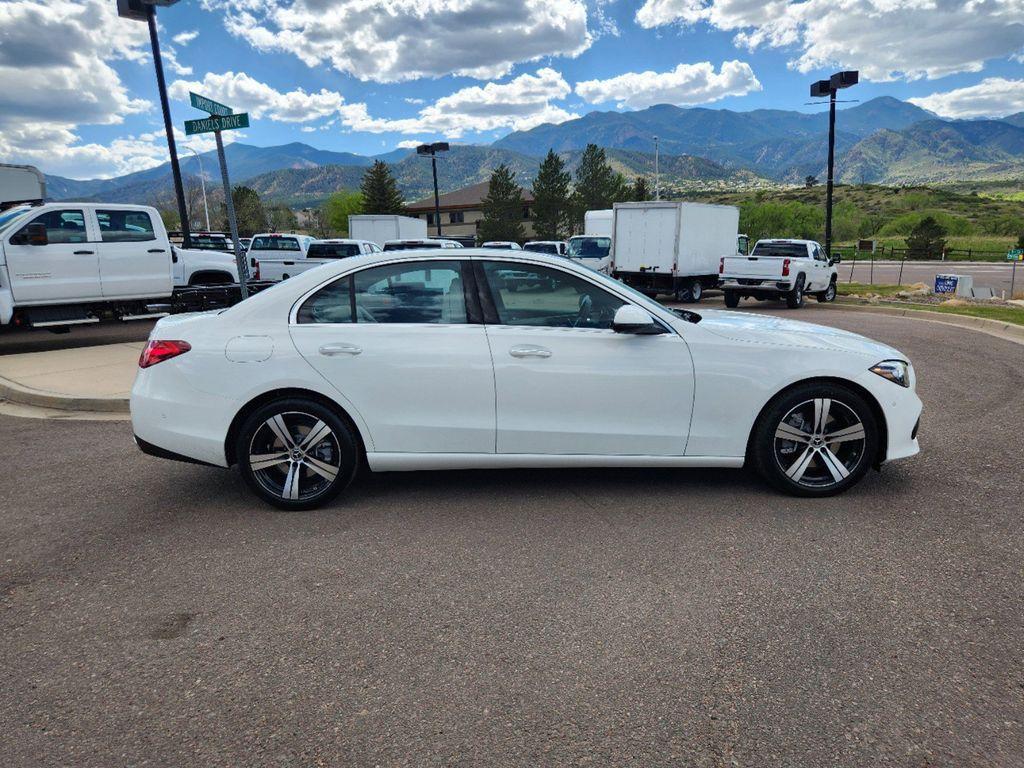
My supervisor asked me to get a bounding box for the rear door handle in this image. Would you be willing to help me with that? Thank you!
[509,345,551,359]
[148,248,166,253]
[74,250,94,255]
[319,343,362,356]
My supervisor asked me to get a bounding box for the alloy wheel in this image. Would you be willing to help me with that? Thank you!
[773,398,866,488]
[247,411,342,502]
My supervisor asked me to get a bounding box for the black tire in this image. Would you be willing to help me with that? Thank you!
[786,275,805,309]
[750,382,879,497]
[685,279,703,303]
[816,278,837,303]
[724,289,740,308]
[236,397,360,510]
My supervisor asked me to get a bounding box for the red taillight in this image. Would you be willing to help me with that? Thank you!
[782,258,790,277]
[139,340,191,368]
[253,260,260,280]
[719,257,725,274]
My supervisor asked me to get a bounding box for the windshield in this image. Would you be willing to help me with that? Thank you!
[0,206,32,235]
[383,241,436,251]
[568,237,611,259]
[251,236,300,251]
[190,236,232,251]
[308,242,361,259]
[526,243,559,255]
[751,242,808,259]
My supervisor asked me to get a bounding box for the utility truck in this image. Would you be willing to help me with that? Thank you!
[0,202,241,329]
[719,238,839,309]
[348,214,427,246]
[1,164,46,210]
[611,201,739,302]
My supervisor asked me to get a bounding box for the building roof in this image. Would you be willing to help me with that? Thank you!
[407,180,534,212]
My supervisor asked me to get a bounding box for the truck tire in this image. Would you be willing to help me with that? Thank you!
[786,276,805,309]
[816,278,837,303]
[686,279,703,303]
[724,289,740,308]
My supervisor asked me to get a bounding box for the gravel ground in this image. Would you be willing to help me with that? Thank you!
[1,308,1022,767]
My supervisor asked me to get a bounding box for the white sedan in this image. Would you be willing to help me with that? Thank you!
[131,249,922,510]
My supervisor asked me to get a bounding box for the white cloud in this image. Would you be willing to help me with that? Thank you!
[202,0,592,82]
[169,71,344,122]
[908,77,1024,118]
[575,60,761,108]
[173,30,200,45]
[634,0,1024,81]
[339,68,578,137]
[404,98,426,105]
[397,140,425,148]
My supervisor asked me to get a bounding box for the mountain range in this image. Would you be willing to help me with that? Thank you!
[42,96,1024,208]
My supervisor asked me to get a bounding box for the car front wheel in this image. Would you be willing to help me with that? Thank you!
[817,278,837,302]
[751,383,878,497]
[236,398,360,510]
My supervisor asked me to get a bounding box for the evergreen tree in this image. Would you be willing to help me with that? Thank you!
[906,216,947,259]
[530,149,572,240]
[805,175,818,188]
[359,160,404,214]
[631,176,651,202]
[571,144,624,230]
[477,164,526,243]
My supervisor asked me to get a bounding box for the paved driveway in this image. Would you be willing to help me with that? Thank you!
[1,309,1021,767]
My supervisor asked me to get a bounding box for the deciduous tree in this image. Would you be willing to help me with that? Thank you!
[323,191,364,236]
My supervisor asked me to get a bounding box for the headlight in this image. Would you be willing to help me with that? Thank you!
[870,360,910,388]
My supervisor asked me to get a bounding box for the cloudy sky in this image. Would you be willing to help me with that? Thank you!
[1,0,1022,179]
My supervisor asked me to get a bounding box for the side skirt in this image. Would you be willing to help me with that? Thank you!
[366,453,745,472]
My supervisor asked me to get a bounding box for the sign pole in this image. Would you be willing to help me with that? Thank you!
[215,130,248,299]
[146,4,191,249]
[1012,259,1017,300]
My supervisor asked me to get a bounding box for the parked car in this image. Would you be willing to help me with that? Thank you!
[524,241,568,256]
[720,239,839,309]
[566,235,612,274]
[132,248,922,510]
[0,203,238,329]
[481,241,522,249]
[382,238,463,251]
[247,233,314,273]
[254,239,380,282]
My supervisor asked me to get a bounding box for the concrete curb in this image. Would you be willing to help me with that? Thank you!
[0,374,130,413]
[827,301,1024,346]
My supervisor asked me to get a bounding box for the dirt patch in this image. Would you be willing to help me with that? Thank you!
[149,612,195,640]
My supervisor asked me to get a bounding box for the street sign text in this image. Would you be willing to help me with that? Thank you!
[184,113,249,135]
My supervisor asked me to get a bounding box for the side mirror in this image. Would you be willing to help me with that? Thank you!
[830,254,842,265]
[27,223,48,246]
[612,305,663,335]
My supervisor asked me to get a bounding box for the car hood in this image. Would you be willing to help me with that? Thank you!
[693,309,905,360]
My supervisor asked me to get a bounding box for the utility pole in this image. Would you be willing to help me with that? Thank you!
[810,71,858,259]
[417,142,450,237]
[654,136,660,201]
[187,146,210,231]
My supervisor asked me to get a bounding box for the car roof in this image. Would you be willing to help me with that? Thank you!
[758,239,815,245]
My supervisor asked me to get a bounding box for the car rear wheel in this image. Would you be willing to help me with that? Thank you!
[723,289,740,308]
[785,276,805,309]
[751,383,878,497]
[236,398,360,510]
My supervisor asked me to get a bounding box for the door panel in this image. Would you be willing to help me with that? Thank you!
[4,208,101,302]
[96,209,172,298]
[479,261,694,455]
[289,260,495,454]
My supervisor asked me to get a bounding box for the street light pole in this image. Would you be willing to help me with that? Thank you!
[145,4,191,249]
[654,136,660,201]
[810,71,858,259]
[417,142,449,238]
[187,146,210,231]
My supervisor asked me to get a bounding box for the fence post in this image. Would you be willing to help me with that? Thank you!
[849,251,856,283]
[869,246,874,285]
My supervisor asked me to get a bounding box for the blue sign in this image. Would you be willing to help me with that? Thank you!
[934,274,958,294]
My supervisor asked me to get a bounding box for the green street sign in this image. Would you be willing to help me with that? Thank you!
[1008,249,1023,261]
[189,92,232,117]
[184,112,249,135]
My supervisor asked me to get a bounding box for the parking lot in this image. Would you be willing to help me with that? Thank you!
[1,307,1022,766]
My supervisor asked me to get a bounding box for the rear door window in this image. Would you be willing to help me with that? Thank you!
[251,236,300,251]
[97,209,156,242]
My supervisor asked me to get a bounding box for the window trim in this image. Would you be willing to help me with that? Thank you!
[291,256,481,326]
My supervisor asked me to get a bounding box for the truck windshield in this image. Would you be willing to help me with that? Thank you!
[0,206,31,235]
[568,237,611,259]
[308,243,361,259]
[526,243,559,255]
[751,243,807,258]
[251,236,300,251]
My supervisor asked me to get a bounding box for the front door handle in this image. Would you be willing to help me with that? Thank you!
[74,250,94,255]
[509,345,552,359]
[148,248,166,253]
[319,343,362,356]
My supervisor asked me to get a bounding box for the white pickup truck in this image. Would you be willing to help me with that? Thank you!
[719,238,839,309]
[253,238,381,281]
[0,202,238,328]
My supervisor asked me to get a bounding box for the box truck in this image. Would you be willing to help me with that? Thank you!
[348,214,427,246]
[1,164,46,210]
[611,201,739,302]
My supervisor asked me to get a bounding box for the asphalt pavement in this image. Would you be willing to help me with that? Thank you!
[1,309,1022,767]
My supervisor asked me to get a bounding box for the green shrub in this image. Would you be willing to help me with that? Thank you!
[878,210,973,237]
[738,200,824,242]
